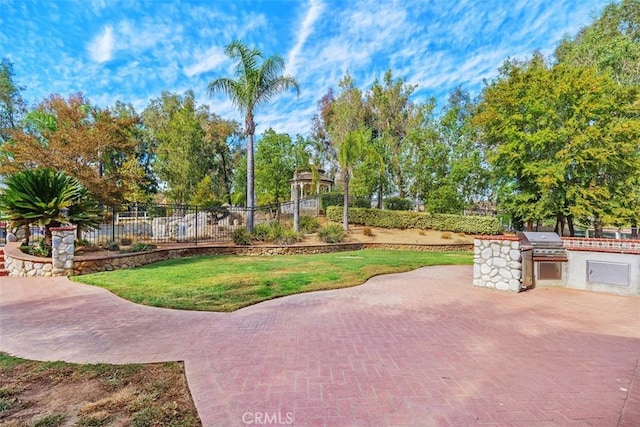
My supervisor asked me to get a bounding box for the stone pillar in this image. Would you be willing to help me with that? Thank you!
[473,237,522,292]
[51,226,76,276]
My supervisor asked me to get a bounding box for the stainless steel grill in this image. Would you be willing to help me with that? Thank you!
[517,231,566,259]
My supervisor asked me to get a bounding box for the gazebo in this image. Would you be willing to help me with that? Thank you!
[290,169,333,200]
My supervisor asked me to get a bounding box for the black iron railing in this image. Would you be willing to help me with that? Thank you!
[79,199,321,246]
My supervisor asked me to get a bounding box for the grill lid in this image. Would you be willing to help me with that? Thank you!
[517,231,563,247]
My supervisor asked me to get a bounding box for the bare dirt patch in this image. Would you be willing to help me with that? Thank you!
[0,354,200,427]
[341,225,475,245]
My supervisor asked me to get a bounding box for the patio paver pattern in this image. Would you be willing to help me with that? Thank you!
[1,265,639,426]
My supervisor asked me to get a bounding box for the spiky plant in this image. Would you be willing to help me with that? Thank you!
[0,168,102,250]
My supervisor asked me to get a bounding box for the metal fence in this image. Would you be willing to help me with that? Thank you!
[79,198,322,246]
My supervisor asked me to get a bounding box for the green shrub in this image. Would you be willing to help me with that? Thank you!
[273,228,303,245]
[266,221,286,241]
[251,222,302,245]
[105,242,120,251]
[251,224,271,242]
[30,240,50,257]
[317,224,345,243]
[320,191,345,210]
[383,196,413,211]
[75,238,92,247]
[232,228,252,245]
[326,206,501,234]
[146,205,167,218]
[320,192,370,210]
[299,216,320,234]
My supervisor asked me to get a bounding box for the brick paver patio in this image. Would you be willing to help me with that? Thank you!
[1,265,639,426]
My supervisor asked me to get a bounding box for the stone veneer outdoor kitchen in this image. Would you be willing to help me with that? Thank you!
[474,235,640,296]
[473,236,522,292]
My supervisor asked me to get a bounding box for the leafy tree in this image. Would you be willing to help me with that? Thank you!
[555,0,640,236]
[0,58,27,149]
[1,93,139,205]
[0,168,101,249]
[310,88,336,170]
[555,0,640,85]
[198,108,242,205]
[208,40,299,232]
[190,175,219,208]
[438,87,491,211]
[402,101,445,208]
[324,73,375,227]
[254,129,295,206]
[366,69,417,201]
[142,91,207,204]
[111,101,157,203]
[474,53,640,236]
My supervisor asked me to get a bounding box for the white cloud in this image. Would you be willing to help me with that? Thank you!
[184,46,227,77]
[88,25,115,63]
[286,0,324,76]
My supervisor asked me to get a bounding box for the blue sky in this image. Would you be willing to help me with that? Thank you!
[1,0,607,136]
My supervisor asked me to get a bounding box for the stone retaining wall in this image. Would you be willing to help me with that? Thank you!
[74,242,473,275]
[4,242,54,277]
[473,237,522,292]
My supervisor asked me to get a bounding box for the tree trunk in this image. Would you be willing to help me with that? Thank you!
[377,182,383,209]
[398,174,405,199]
[293,179,300,232]
[631,221,638,240]
[593,217,603,238]
[221,152,232,205]
[567,215,575,237]
[246,127,255,233]
[555,215,565,236]
[343,170,349,231]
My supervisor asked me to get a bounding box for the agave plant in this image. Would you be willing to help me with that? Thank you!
[0,168,102,250]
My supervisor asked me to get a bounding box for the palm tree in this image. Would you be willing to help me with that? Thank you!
[0,168,101,250]
[337,127,380,231]
[208,40,299,232]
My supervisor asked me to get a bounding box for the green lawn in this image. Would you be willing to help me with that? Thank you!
[73,249,473,312]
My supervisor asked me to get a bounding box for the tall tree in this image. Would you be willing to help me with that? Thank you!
[555,0,640,85]
[1,93,139,205]
[208,40,299,232]
[474,53,640,235]
[0,58,27,166]
[366,69,417,201]
[198,108,242,205]
[254,129,296,206]
[555,0,640,236]
[337,127,376,230]
[142,91,207,205]
[325,73,370,215]
[438,87,491,211]
[403,100,451,211]
[310,88,336,170]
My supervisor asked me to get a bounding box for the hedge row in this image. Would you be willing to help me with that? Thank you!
[320,191,370,210]
[326,207,502,235]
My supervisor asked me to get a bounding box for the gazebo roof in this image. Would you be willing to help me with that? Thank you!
[291,169,333,185]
